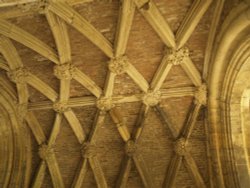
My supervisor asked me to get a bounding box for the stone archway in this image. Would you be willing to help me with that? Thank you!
[0,77,27,188]
[227,58,250,187]
[208,2,250,187]
[241,87,250,168]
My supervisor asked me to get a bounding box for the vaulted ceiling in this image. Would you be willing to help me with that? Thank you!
[0,0,241,187]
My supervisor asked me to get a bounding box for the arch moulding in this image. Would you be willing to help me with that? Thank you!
[208,2,250,188]
[0,76,27,188]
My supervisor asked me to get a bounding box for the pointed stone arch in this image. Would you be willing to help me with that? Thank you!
[208,2,250,187]
[0,77,27,188]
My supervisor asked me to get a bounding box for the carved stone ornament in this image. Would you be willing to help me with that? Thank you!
[81,142,97,158]
[53,101,69,113]
[17,0,48,13]
[38,144,53,160]
[165,47,189,65]
[194,84,207,105]
[96,97,114,111]
[143,90,161,106]
[174,137,187,156]
[125,140,137,156]
[54,63,76,80]
[17,103,28,120]
[7,67,29,84]
[108,56,129,75]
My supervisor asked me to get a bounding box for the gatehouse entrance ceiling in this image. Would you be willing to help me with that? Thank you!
[1,0,248,187]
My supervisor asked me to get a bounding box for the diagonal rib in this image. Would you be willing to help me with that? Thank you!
[48,2,113,58]
[46,153,65,188]
[150,55,173,91]
[0,19,59,64]
[64,109,86,143]
[163,154,182,188]
[155,105,178,138]
[25,112,46,145]
[48,113,62,146]
[183,152,206,188]
[126,63,149,93]
[31,161,47,188]
[135,0,176,48]
[71,158,88,188]
[180,57,202,87]
[132,104,150,141]
[133,152,155,188]
[74,68,102,98]
[181,102,202,140]
[176,0,212,48]
[27,73,58,102]
[116,155,132,188]
[109,108,131,142]
[115,0,136,56]
[103,71,116,98]
[89,157,108,188]
[88,110,106,143]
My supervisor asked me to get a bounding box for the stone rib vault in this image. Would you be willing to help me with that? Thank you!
[0,0,250,187]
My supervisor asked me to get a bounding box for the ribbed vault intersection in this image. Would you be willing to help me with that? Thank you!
[0,0,214,187]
